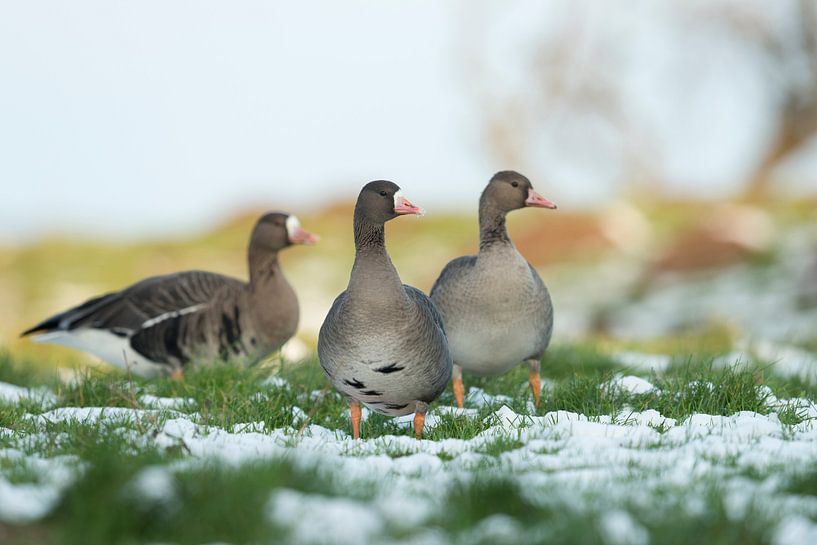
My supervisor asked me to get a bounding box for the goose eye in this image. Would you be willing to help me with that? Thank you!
[511,181,519,188]
[379,190,388,196]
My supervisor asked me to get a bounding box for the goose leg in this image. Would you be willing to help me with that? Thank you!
[170,368,184,381]
[527,358,541,408]
[350,399,362,440]
[414,401,428,440]
[452,364,464,409]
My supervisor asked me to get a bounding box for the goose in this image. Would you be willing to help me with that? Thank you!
[21,212,317,378]
[318,181,452,439]
[430,171,556,408]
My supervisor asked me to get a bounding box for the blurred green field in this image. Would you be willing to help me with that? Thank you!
[2,197,815,371]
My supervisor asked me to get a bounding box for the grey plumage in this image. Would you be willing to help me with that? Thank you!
[430,171,555,404]
[798,244,817,309]
[22,212,316,376]
[318,181,452,423]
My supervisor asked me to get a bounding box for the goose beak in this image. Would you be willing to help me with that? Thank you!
[394,193,424,216]
[286,216,319,245]
[288,227,319,245]
[525,189,557,209]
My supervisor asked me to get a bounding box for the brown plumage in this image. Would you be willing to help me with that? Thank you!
[21,212,317,377]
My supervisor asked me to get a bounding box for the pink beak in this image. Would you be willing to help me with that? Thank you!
[288,226,319,245]
[394,194,424,215]
[525,189,558,209]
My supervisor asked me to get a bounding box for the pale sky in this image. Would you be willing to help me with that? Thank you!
[1,1,815,242]
[0,1,495,241]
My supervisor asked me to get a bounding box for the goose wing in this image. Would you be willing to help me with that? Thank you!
[22,270,240,337]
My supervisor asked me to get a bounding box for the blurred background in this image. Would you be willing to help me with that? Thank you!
[1,0,816,369]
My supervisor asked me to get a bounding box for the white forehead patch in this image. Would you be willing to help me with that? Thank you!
[285,215,301,237]
[393,190,403,208]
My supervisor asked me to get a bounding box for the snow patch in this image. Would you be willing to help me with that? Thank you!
[774,515,817,545]
[612,352,672,373]
[0,451,78,523]
[263,376,289,389]
[268,489,384,545]
[0,381,56,405]
[30,407,176,426]
[752,341,817,384]
[604,375,657,395]
[598,510,648,545]
[130,466,176,504]
[140,394,196,410]
[466,387,513,408]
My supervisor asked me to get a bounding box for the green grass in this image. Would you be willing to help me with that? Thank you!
[629,359,772,420]
[0,342,816,545]
[3,343,815,433]
[51,454,355,545]
[0,350,60,389]
[475,434,525,457]
[431,477,776,545]
[785,464,817,497]
[0,456,44,485]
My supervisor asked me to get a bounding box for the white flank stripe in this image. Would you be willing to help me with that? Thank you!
[141,303,208,329]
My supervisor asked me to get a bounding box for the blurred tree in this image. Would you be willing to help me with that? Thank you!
[739,0,817,197]
[460,0,817,200]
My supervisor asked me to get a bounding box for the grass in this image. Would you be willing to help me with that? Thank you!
[432,477,776,545]
[51,454,354,545]
[4,342,815,433]
[0,350,61,389]
[785,464,817,497]
[629,359,772,420]
[476,434,525,457]
[0,342,815,544]
[0,456,44,485]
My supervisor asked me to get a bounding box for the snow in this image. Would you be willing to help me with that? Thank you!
[139,394,196,410]
[751,341,817,383]
[232,421,266,434]
[262,376,289,389]
[0,382,33,403]
[468,514,520,543]
[598,510,648,545]
[773,516,817,545]
[269,489,384,545]
[465,387,513,408]
[707,341,817,385]
[0,381,56,405]
[2,397,817,542]
[569,232,817,345]
[0,450,78,523]
[3,362,817,542]
[0,478,63,523]
[612,352,672,373]
[604,375,657,395]
[130,466,176,504]
[30,407,177,426]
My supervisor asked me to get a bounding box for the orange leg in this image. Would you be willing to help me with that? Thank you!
[527,358,541,408]
[170,368,184,381]
[414,401,428,440]
[350,400,361,440]
[452,364,464,408]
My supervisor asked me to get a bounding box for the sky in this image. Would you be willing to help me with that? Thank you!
[1,1,815,242]
[0,1,493,241]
